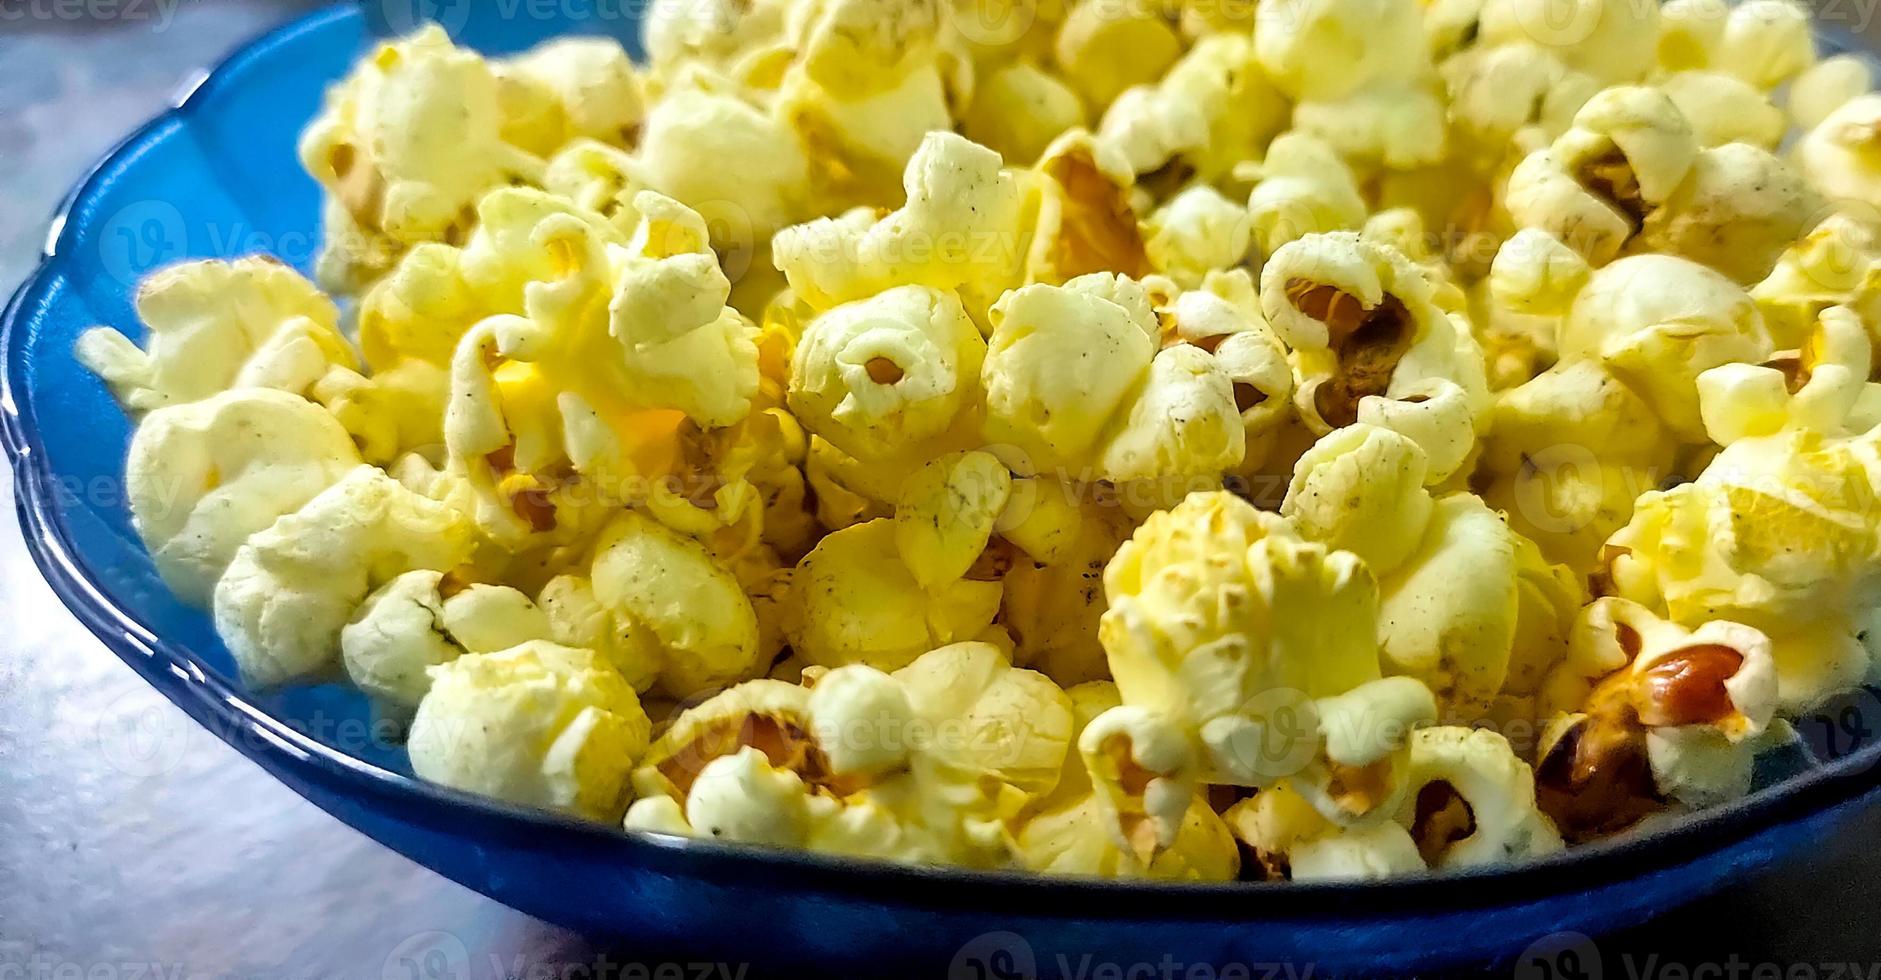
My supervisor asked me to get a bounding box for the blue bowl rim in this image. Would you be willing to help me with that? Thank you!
[6,0,1881,920]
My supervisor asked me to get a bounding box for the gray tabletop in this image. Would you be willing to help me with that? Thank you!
[1,5,1879,977]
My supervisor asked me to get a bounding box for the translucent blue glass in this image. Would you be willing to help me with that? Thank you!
[6,3,1880,971]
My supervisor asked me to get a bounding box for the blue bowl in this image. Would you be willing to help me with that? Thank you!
[7,3,1881,973]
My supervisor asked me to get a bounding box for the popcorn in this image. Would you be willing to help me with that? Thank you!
[1086,492,1436,853]
[788,285,987,464]
[1395,727,1562,867]
[1027,131,1151,284]
[1797,95,1881,209]
[1254,0,1426,103]
[78,0,1881,877]
[637,74,811,249]
[1476,0,1659,84]
[122,388,362,607]
[1714,0,1816,90]
[1259,233,1488,474]
[1014,681,1240,879]
[341,570,551,713]
[772,132,1028,311]
[589,511,765,698]
[784,519,1002,670]
[982,273,1158,473]
[213,465,477,687]
[1244,133,1368,259]
[963,60,1086,166]
[495,37,645,156]
[1657,72,1785,151]
[299,27,544,290]
[1560,254,1773,441]
[1224,780,1423,880]
[1638,143,1822,286]
[407,640,651,821]
[1534,598,1776,839]
[1789,55,1873,132]
[1094,34,1288,184]
[1052,0,1182,109]
[1143,187,1251,289]
[77,258,353,413]
[1505,86,1700,265]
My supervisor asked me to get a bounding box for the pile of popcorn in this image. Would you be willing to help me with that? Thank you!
[75,0,1881,881]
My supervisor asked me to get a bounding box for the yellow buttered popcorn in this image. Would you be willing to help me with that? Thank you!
[80,0,1881,880]
[1534,598,1777,839]
[493,37,645,157]
[1014,681,1240,879]
[341,570,552,715]
[784,518,1002,670]
[587,511,765,698]
[1797,94,1881,210]
[1085,491,1436,854]
[788,284,986,465]
[78,258,354,413]
[1393,727,1562,868]
[772,131,1028,312]
[121,388,361,607]
[299,26,544,290]
[1475,0,1659,84]
[1260,232,1489,477]
[408,640,651,821]
[213,465,477,687]
[1243,133,1368,261]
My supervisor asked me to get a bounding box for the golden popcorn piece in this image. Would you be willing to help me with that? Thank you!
[894,451,1013,589]
[1476,0,1659,84]
[494,37,646,157]
[341,570,552,714]
[1143,186,1251,289]
[299,26,544,291]
[894,641,1075,800]
[1657,71,1785,151]
[588,511,764,699]
[1534,598,1777,840]
[785,519,1002,670]
[409,640,651,822]
[77,257,355,413]
[1797,94,1881,210]
[636,71,812,250]
[963,60,1086,167]
[536,573,663,693]
[772,131,1029,312]
[1051,0,1181,110]
[120,388,362,607]
[1789,55,1873,132]
[1013,681,1240,879]
[1505,86,1700,265]
[1087,492,1435,853]
[1291,81,1450,171]
[982,272,1158,473]
[213,465,477,688]
[1243,133,1367,260]
[1095,34,1287,186]
[1027,130,1151,284]
[1751,213,1881,350]
[1001,495,1137,687]
[1259,233,1489,474]
[1254,0,1427,103]
[1441,43,1599,154]
[1393,727,1563,868]
[1638,143,1823,287]
[788,284,987,464]
[1559,254,1773,442]
[1224,781,1424,881]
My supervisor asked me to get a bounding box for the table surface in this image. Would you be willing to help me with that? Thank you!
[2,5,1880,977]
